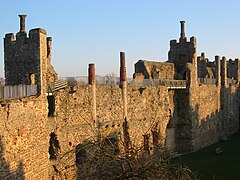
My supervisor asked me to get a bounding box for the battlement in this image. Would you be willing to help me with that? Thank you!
[4,15,57,95]
[0,17,240,179]
[4,28,47,44]
[168,21,197,80]
[29,28,47,35]
[197,53,240,85]
[4,33,15,42]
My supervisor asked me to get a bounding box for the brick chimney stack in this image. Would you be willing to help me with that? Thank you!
[120,52,126,82]
[120,52,128,120]
[180,20,186,42]
[19,15,27,33]
[88,64,96,85]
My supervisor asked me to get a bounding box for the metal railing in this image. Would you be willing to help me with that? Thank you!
[47,80,68,93]
[48,78,188,90]
[198,78,237,85]
[58,76,132,86]
[0,84,37,100]
[198,78,216,84]
[129,79,187,89]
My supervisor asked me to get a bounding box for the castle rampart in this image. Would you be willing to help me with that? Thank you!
[0,16,239,179]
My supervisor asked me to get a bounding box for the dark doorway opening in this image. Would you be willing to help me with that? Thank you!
[48,95,55,117]
[49,132,60,160]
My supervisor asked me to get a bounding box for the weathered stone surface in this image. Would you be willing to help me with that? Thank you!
[134,60,174,80]
[0,17,239,180]
[168,29,197,79]
[0,95,49,180]
[4,18,57,94]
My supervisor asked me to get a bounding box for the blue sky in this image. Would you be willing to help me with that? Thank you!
[1,0,240,77]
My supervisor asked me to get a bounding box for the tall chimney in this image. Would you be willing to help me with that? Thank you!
[180,20,186,41]
[120,52,126,81]
[88,64,97,128]
[88,64,96,85]
[19,15,27,33]
[120,52,127,120]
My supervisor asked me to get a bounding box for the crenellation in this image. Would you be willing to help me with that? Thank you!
[4,33,15,42]
[170,39,177,46]
[201,52,205,60]
[0,16,239,179]
[168,21,197,80]
[4,16,56,94]
[29,28,47,36]
[226,58,239,83]
[190,36,196,47]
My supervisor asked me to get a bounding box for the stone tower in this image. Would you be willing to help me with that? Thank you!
[4,15,57,94]
[168,21,197,80]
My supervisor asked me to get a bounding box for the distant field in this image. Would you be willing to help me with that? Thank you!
[174,133,240,180]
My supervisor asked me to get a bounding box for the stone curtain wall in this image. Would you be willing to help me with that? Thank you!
[127,86,170,148]
[190,84,239,150]
[48,85,171,178]
[51,85,171,149]
[0,83,238,179]
[0,95,49,179]
[222,85,239,135]
[190,84,220,150]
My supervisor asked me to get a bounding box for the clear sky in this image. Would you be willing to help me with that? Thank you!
[1,0,240,78]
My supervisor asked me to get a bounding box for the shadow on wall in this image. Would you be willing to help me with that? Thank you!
[0,135,25,179]
[165,85,240,153]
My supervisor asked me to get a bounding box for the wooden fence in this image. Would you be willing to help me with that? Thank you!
[0,84,37,100]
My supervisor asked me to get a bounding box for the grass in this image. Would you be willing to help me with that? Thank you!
[174,133,240,180]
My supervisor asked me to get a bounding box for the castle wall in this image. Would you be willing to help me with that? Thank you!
[0,96,49,179]
[134,60,174,80]
[48,85,172,178]
[1,17,240,179]
[190,84,220,150]
[51,85,171,147]
[189,84,239,150]
[0,81,238,179]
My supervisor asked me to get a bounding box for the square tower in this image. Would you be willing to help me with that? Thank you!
[4,15,57,94]
[168,21,197,80]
